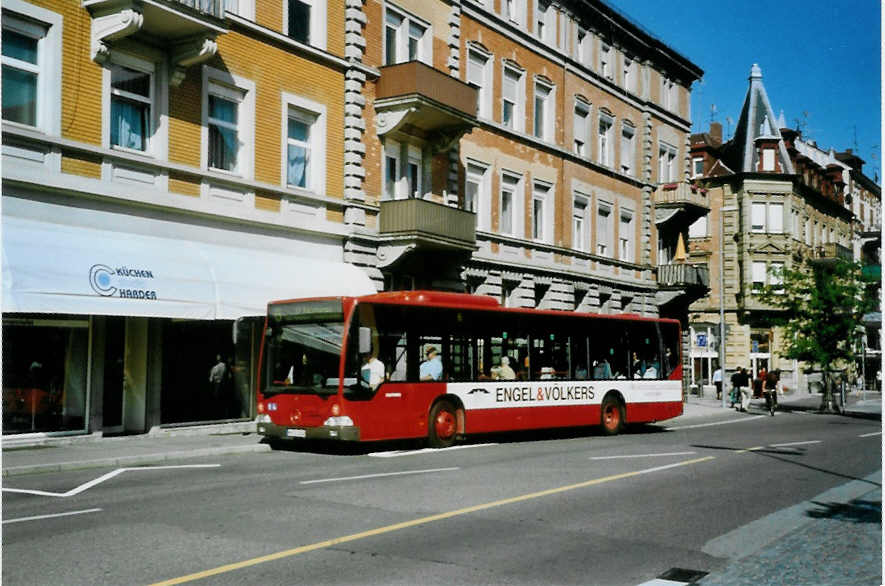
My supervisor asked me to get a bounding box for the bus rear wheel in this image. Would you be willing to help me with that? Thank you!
[429,400,458,448]
[600,395,624,436]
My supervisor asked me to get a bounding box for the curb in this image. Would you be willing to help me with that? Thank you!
[2,443,271,478]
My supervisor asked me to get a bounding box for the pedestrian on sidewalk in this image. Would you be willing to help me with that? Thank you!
[734,367,751,412]
[713,366,723,400]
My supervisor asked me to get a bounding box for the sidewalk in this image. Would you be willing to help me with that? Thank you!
[2,392,879,478]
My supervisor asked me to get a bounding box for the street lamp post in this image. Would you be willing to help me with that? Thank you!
[720,205,738,408]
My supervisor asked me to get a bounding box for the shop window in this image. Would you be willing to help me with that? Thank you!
[2,316,89,434]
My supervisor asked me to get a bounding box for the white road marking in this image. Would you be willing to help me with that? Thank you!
[300,467,459,485]
[3,508,103,524]
[590,451,697,460]
[859,431,882,438]
[368,444,497,458]
[1,464,221,498]
[769,440,821,448]
[636,580,689,586]
[664,416,765,430]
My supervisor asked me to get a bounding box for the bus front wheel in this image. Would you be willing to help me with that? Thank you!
[600,395,624,436]
[429,400,458,448]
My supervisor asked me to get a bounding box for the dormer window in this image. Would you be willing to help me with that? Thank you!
[762,148,775,171]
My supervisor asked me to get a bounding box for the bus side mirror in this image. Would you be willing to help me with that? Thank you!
[359,327,372,354]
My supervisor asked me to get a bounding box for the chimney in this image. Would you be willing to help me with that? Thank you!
[710,122,723,144]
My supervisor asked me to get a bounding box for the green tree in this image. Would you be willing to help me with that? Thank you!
[758,257,875,412]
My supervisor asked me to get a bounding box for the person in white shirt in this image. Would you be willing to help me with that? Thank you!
[361,355,385,390]
[712,367,723,400]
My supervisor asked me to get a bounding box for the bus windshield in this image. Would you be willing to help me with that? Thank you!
[263,300,351,396]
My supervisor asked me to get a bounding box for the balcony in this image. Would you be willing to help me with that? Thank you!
[377,198,476,268]
[85,0,228,85]
[653,182,710,228]
[656,262,710,307]
[375,61,478,150]
[811,242,854,263]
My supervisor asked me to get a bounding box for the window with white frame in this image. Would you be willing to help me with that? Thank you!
[109,61,153,152]
[597,203,611,256]
[282,92,325,194]
[573,99,590,156]
[384,5,429,66]
[535,0,553,43]
[600,43,611,79]
[619,210,633,261]
[285,0,326,49]
[499,173,520,235]
[224,0,254,19]
[502,64,523,131]
[504,0,524,25]
[202,68,254,177]
[804,218,811,245]
[466,46,491,118]
[751,261,767,290]
[623,56,636,93]
[533,79,552,141]
[466,161,490,230]
[658,141,677,182]
[2,15,42,127]
[384,140,400,200]
[532,181,552,242]
[752,202,784,233]
[286,109,313,189]
[620,122,635,176]
[792,210,801,238]
[598,112,613,167]
[692,156,704,178]
[689,215,709,238]
[2,4,60,134]
[573,196,589,251]
[761,147,776,171]
[406,145,422,198]
[661,76,675,110]
[207,82,243,172]
[576,27,591,66]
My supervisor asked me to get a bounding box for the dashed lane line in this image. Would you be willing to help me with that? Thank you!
[664,416,765,430]
[149,455,716,585]
[300,467,459,485]
[3,508,103,525]
[368,444,498,457]
[590,451,697,460]
[769,440,821,448]
[859,431,882,438]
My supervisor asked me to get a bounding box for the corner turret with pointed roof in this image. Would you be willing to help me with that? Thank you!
[722,64,795,174]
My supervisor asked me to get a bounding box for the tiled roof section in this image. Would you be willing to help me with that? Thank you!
[722,64,794,174]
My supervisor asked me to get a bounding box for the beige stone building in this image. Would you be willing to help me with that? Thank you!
[687,64,880,394]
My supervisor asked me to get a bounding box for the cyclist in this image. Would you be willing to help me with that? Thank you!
[764,369,780,416]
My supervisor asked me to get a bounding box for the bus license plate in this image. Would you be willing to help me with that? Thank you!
[287,429,306,438]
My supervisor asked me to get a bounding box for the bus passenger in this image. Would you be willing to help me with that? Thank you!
[420,346,443,381]
[593,357,612,379]
[491,356,517,380]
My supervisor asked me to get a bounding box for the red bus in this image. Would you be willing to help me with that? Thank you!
[255,291,683,447]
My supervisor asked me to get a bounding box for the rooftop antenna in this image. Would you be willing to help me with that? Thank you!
[725,116,734,140]
[710,103,718,124]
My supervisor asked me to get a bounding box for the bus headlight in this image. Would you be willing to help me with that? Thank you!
[256,414,271,423]
[323,416,354,427]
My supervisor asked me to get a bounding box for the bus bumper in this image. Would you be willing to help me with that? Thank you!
[257,421,360,441]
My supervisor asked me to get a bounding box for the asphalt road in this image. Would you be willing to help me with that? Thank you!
[2,411,881,586]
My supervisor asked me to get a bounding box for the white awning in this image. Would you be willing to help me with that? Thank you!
[2,215,376,319]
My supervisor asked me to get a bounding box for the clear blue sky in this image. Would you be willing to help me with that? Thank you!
[606,0,881,180]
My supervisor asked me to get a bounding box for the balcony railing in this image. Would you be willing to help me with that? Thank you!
[815,242,853,262]
[379,198,476,250]
[658,263,710,289]
[653,182,711,210]
[171,0,225,19]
